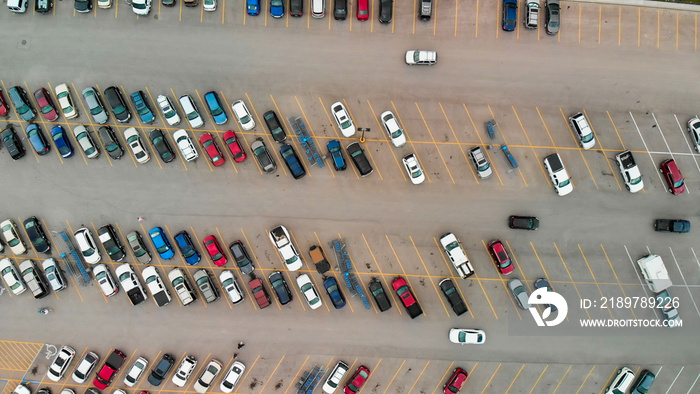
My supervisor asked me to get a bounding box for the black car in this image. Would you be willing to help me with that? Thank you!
[268,271,292,305]
[438,278,467,316]
[23,217,50,254]
[98,224,125,262]
[2,126,26,160]
[229,240,254,275]
[98,126,124,159]
[368,277,391,312]
[263,110,287,143]
[148,353,175,386]
[103,86,131,123]
[346,142,373,177]
[508,215,539,230]
[533,278,557,312]
[74,0,92,12]
[149,129,175,163]
[378,0,392,23]
[333,0,346,20]
[290,0,302,16]
[35,0,53,13]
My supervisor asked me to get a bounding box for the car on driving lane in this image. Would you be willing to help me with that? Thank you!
[449,328,485,345]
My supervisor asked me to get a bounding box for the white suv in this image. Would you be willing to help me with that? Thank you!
[543,153,573,196]
[268,225,303,271]
[179,95,204,129]
[606,367,635,393]
[569,112,596,150]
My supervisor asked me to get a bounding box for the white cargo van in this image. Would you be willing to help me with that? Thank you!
[637,254,671,292]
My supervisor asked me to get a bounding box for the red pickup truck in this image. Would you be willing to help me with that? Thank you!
[93,349,126,389]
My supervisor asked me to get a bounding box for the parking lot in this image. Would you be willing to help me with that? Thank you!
[2,0,700,393]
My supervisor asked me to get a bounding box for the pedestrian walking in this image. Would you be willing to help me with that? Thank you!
[233,353,239,359]
[237,342,245,349]
[138,216,146,222]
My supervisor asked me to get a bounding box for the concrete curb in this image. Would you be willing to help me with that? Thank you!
[569,0,700,11]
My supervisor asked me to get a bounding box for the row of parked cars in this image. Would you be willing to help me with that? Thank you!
[502,0,560,35]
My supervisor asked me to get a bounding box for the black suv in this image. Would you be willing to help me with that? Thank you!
[368,277,391,312]
[346,142,373,177]
[23,217,50,254]
[229,240,254,275]
[268,271,292,305]
[290,0,302,16]
[333,0,346,20]
[378,0,392,23]
[149,129,175,163]
[98,126,124,159]
[98,224,125,262]
[263,110,287,143]
[148,353,175,386]
[103,86,131,123]
[2,125,26,160]
[439,278,467,316]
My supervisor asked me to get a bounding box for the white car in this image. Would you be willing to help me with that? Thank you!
[11,385,30,394]
[449,328,486,344]
[47,345,76,382]
[124,356,148,387]
[569,112,596,150]
[124,127,151,164]
[606,367,635,393]
[268,225,303,271]
[93,264,118,297]
[73,227,101,265]
[60,389,75,394]
[142,266,172,307]
[203,0,216,11]
[132,0,151,15]
[296,274,322,310]
[97,0,111,8]
[43,258,67,292]
[469,146,492,179]
[157,95,181,126]
[193,359,223,394]
[115,263,148,306]
[615,150,644,193]
[219,270,244,304]
[173,129,199,161]
[73,125,100,159]
[1,219,26,255]
[402,153,425,185]
[179,95,204,129]
[405,50,437,65]
[330,102,355,137]
[172,355,197,387]
[322,361,349,393]
[543,153,573,196]
[72,351,99,383]
[54,83,78,119]
[168,268,197,306]
[220,361,245,393]
[231,100,255,131]
[0,258,26,295]
[380,111,406,147]
[688,116,700,151]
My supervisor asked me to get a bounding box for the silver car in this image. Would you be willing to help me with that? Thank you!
[47,345,76,381]
[193,269,219,303]
[72,351,99,383]
[193,359,223,394]
[508,278,530,310]
[82,87,109,124]
[469,146,492,179]
[43,258,67,292]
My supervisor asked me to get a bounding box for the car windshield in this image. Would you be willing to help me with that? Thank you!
[41,105,53,114]
[211,107,223,116]
[391,129,402,138]
[581,133,594,143]
[629,176,642,185]
[239,114,251,123]
[133,1,146,8]
[341,119,352,129]
[271,0,281,5]
[95,271,106,280]
[673,179,684,188]
[478,162,490,171]
[90,106,102,115]
[114,105,126,115]
[285,255,298,265]
[225,135,237,144]
[411,168,423,178]
[164,108,176,117]
[119,272,131,282]
[187,111,199,121]
[558,179,571,187]
[351,149,363,158]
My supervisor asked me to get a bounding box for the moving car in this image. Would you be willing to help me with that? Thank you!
[297,273,322,309]
[280,144,307,179]
[168,268,197,306]
[322,361,349,393]
[23,216,50,254]
[172,355,197,387]
[72,351,99,383]
[130,90,155,123]
[346,142,373,177]
[220,361,245,393]
[98,126,124,159]
[19,259,49,299]
[263,110,287,142]
[82,87,108,124]
[104,86,131,123]
[449,328,485,345]
[231,100,255,130]
[378,0,392,23]
[73,125,99,159]
[48,345,76,381]
[200,133,226,167]
[174,231,201,265]
[543,153,573,196]
[123,356,148,387]
[660,159,685,195]
[115,263,147,306]
[327,140,347,171]
[502,0,517,31]
[268,271,292,305]
[443,368,468,394]
[204,91,227,124]
[8,86,35,121]
[150,128,175,163]
[439,278,468,316]
[94,264,118,297]
[344,365,370,394]
[124,127,151,164]
[43,258,67,291]
[98,224,125,262]
[2,126,26,160]
[508,216,539,230]
[93,349,126,390]
[219,270,244,304]
[51,125,74,158]
[0,258,26,295]
[487,239,514,275]
[380,111,406,147]
[405,50,437,65]
[203,235,227,266]
[469,146,492,178]
[194,359,223,394]
[74,227,101,265]
[126,231,152,264]
[508,278,530,310]
[179,95,204,129]
[606,367,635,394]
[34,87,59,121]
[323,276,346,309]
[544,0,560,35]
[249,276,271,309]
[26,124,50,155]
[402,153,425,184]
[368,277,391,312]
[654,219,691,233]
[223,130,247,162]
[2,219,26,255]
[194,269,219,303]
[157,95,181,126]
[173,129,198,161]
[142,266,172,307]
[269,225,303,271]
[331,102,355,137]
[392,276,423,318]
[229,240,254,274]
[148,353,175,386]
[149,227,174,260]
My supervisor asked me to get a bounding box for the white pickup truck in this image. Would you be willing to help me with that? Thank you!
[637,254,671,292]
[439,233,475,279]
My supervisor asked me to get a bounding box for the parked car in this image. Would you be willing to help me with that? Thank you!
[123,357,148,387]
[8,86,35,121]
[193,359,223,394]
[356,0,368,20]
[251,138,277,173]
[502,0,517,31]
[368,277,391,311]
[379,111,405,147]
[268,271,292,305]
[569,112,596,149]
[126,231,152,264]
[402,153,425,184]
[98,126,124,159]
[202,0,215,11]
[200,133,226,167]
[47,345,76,381]
[270,0,283,17]
[246,0,259,15]
[660,159,686,195]
[229,240,254,274]
[51,125,73,158]
[115,263,147,306]
[269,225,303,271]
[73,125,99,159]
[297,274,322,309]
[289,0,302,16]
[92,349,126,390]
[322,361,349,393]
[631,369,655,394]
[0,258,26,295]
[443,367,468,394]
[333,0,346,20]
[508,216,539,230]
[131,0,151,14]
[231,100,255,130]
[346,142,373,176]
[124,127,150,164]
[104,86,131,123]
[19,259,49,299]
[220,361,245,393]
[219,270,244,304]
[130,90,155,123]
[0,88,8,117]
[203,235,227,266]
[82,87,108,124]
[280,144,307,179]
[98,224,125,262]
[524,1,539,28]
[194,269,219,303]
[344,365,370,394]
[688,116,700,151]
[93,264,118,297]
[179,95,204,129]
[149,128,175,163]
[327,139,347,171]
[469,146,492,178]
[72,351,99,383]
[204,91,227,124]
[223,130,247,162]
[449,328,485,345]
[263,110,287,142]
[392,276,423,318]
[533,278,557,312]
[25,124,49,155]
[544,0,560,35]
[2,126,26,160]
[73,227,100,265]
[439,278,467,316]
[323,276,346,309]
[43,258,67,291]
[172,355,197,387]
[173,129,198,161]
[1,219,25,255]
[157,95,180,125]
[378,0,392,23]
[149,226,174,260]
[249,276,271,309]
[508,278,530,310]
[543,153,573,196]
[331,102,355,137]
[174,231,200,265]
[168,268,197,306]
[606,367,635,394]
[34,87,59,121]
[142,266,172,307]
[147,353,175,386]
[487,239,514,275]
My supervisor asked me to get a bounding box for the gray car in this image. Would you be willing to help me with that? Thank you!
[126,231,151,264]
[193,269,219,303]
[251,138,277,173]
[544,0,559,35]
[508,278,530,310]
[82,87,109,124]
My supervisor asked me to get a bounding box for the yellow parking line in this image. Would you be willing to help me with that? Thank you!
[535,107,558,147]
[619,7,622,46]
[407,361,431,393]
[258,356,286,393]
[578,4,582,43]
[513,106,548,182]
[583,109,621,190]
[386,235,427,317]
[554,242,590,319]
[439,102,477,182]
[410,236,450,317]
[432,362,456,393]
[481,364,502,394]
[454,0,458,36]
[495,0,499,38]
[528,365,549,394]
[382,360,407,394]
[362,234,400,315]
[552,365,572,394]
[431,237,475,319]
[145,86,189,170]
[47,82,88,165]
[637,8,641,47]
[284,356,310,394]
[505,364,526,394]
[559,108,597,189]
[366,100,406,181]
[415,102,455,184]
[239,354,261,387]
[505,240,532,290]
[601,244,637,319]
[605,111,626,150]
[123,85,163,170]
[239,228,260,267]
[463,104,504,185]
[98,84,137,167]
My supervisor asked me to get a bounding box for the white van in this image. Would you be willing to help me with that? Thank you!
[8,0,28,13]
[637,254,671,292]
[311,0,324,18]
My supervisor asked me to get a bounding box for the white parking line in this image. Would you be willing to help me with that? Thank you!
[669,247,700,317]
[652,112,691,194]
[665,366,684,394]
[629,112,666,187]
[673,113,700,173]
[690,247,700,271]
[624,245,661,319]
[686,373,700,394]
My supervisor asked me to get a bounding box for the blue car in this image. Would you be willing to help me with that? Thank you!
[130,90,155,124]
[280,144,306,179]
[25,124,50,155]
[204,91,227,125]
[51,125,73,158]
[502,0,517,31]
[270,0,283,18]
[246,0,259,15]
[149,226,174,260]
[327,139,346,171]
[323,277,346,309]
[174,231,201,265]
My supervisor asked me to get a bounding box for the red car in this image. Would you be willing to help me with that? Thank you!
[223,130,247,163]
[443,367,468,394]
[203,235,227,266]
[248,277,271,309]
[391,276,423,318]
[344,365,370,394]
[0,88,9,117]
[660,159,686,195]
[487,240,514,275]
[199,132,226,167]
[356,0,368,21]
[93,349,126,390]
[34,87,59,121]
